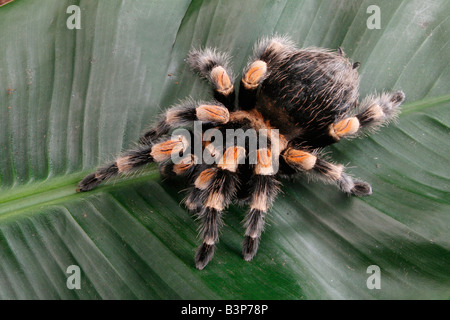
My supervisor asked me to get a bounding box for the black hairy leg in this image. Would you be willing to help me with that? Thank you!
[239,36,296,110]
[187,48,236,110]
[184,163,221,214]
[77,135,189,192]
[242,147,280,261]
[282,147,372,196]
[193,146,245,269]
[326,91,406,143]
[139,99,230,145]
[355,91,405,132]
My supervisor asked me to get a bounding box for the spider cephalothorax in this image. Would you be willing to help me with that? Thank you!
[77,36,405,270]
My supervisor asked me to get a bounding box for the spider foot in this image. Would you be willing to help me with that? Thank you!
[242,236,259,261]
[195,243,215,270]
[77,173,101,192]
[350,181,372,197]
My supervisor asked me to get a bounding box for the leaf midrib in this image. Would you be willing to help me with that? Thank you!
[0,168,159,220]
[400,94,450,115]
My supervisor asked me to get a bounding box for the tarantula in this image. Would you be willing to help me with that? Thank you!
[77,36,405,270]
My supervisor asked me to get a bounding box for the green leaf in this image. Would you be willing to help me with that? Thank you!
[0,0,449,299]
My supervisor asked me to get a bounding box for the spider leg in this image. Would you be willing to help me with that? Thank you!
[180,165,217,214]
[239,36,296,110]
[139,100,229,145]
[282,147,372,196]
[77,135,189,192]
[242,148,280,261]
[159,153,197,179]
[187,48,236,110]
[183,142,223,213]
[194,146,245,270]
[327,91,405,143]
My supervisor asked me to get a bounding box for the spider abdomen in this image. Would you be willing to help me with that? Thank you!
[258,48,360,146]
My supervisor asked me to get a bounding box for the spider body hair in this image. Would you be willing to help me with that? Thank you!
[78,36,405,269]
[257,47,360,147]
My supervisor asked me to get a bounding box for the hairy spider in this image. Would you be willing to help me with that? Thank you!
[77,36,405,270]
